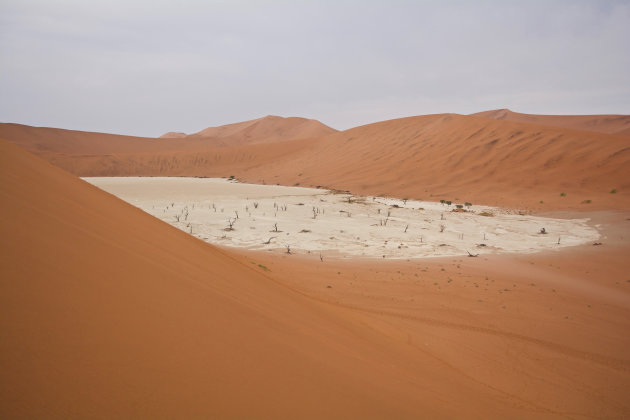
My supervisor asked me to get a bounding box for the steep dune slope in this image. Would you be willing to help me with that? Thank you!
[473,109,630,135]
[0,139,469,418]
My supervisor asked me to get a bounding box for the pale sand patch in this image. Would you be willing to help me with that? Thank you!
[84,177,600,259]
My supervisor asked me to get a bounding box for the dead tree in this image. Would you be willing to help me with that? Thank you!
[467,251,479,257]
[285,245,291,255]
[225,218,236,231]
[263,237,276,245]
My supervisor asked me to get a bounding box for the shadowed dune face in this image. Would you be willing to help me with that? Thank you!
[2,113,629,211]
[472,108,630,135]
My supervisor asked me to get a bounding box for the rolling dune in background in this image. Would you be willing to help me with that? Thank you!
[190,115,337,144]
[2,112,628,210]
[234,113,630,210]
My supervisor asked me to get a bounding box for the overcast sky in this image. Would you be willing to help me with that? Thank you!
[1,0,629,136]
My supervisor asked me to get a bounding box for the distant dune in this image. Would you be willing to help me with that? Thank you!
[159,115,337,145]
[159,131,187,138]
[3,112,628,210]
[472,108,630,135]
[247,113,630,210]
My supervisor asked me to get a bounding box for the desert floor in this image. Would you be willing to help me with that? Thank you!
[74,176,630,417]
[227,209,630,418]
[85,177,599,259]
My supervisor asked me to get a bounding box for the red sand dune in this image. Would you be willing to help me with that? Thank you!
[191,115,337,144]
[473,108,630,135]
[159,131,186,138]
[2,138,630,418]
[241,113,630,211]
[4,112,628,211]
[2,105,630,419]
[159,115,337,145]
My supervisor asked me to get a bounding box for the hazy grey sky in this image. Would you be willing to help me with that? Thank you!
[1,0,629,136]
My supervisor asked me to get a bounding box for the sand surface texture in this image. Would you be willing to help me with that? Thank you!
[86,177,599,258]
[2,109,630,419]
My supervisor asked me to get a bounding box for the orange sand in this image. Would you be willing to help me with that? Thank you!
[2,113,628,211]
[1,109,630,418]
